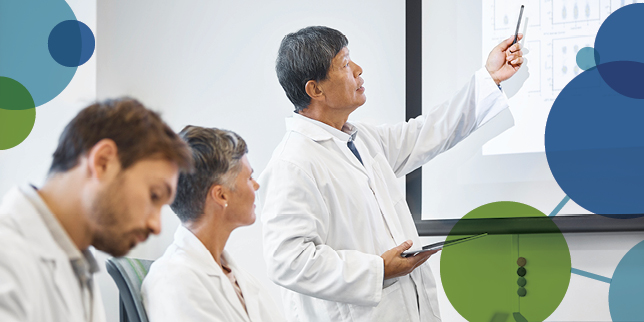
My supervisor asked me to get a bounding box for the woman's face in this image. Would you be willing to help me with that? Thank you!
[225,155,259,227]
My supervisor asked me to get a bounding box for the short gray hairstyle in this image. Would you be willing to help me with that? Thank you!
[276,26,348,113]
[170,125,248,223]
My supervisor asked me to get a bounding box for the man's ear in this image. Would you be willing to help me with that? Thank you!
[209,184,228,209]
[87,139,120,181]
[305,79,325,102]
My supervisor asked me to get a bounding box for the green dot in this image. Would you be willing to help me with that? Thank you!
[518,287,527,297]
[518,267,527,277]
[518,277,527,287]
[440,201,571,322]
[0,77,36,150]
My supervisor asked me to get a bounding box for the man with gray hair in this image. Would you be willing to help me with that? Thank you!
[259,26,523,321]
[142,126,283,322]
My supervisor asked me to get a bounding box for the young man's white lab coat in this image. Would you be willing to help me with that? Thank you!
[258,68,508,322]
[0,187,106,322]
[142,225,284,322]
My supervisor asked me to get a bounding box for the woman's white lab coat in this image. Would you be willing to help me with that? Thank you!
[0,187,106,322]
[141,225,284,322]
[258,68,508,322]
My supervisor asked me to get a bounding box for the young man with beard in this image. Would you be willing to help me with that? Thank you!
[0,98,192,322]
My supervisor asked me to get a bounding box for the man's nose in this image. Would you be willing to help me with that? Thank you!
[147,208,162,235]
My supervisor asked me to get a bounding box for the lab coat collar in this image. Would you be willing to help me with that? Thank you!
[0,186,83,317]
[289,113,358,143]
[172,224,259,320]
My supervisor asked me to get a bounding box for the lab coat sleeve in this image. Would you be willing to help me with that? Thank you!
[260,160,385,306]
[142,266,229,322]
[366,67,509,177]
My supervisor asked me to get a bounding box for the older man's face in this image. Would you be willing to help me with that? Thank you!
[318,47,366,111]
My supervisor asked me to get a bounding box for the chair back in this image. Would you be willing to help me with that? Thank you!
[106,257,154,322]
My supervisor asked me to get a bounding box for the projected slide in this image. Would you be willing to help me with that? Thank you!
[481,0,630,155]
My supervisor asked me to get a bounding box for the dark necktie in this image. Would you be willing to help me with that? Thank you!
[347,140,363,165]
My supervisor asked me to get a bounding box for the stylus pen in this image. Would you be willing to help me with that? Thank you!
[513,5,524,45]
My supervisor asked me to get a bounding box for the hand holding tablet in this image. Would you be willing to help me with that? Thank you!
[401,233,488,258]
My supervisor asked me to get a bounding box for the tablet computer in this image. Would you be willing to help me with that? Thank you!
[401,233,488,258]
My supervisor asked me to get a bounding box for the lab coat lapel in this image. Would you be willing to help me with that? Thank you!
[173,226,251,322]
[1,187,78,319]
[222,252,260,321]
[359,151,410,247]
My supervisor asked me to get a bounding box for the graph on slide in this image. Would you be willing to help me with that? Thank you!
[495,0,541,29]
[552,36,594,90]
[552,0,601,24]
[481,0,611,155]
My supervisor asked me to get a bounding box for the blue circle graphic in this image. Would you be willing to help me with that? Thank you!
[595,3,644,99]
[0,0,77,107]
[545,65,644,218]
[48,20,95,67]
[609,240,644,321]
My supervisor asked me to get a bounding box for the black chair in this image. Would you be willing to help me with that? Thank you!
[106,257,154,322]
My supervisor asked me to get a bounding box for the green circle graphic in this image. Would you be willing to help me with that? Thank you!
[440,202,571,322]
[0,77,36,150]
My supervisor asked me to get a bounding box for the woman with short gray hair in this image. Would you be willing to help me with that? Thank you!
[142,126,284,322]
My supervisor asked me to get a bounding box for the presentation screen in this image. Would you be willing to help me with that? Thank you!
[420,0,635,221]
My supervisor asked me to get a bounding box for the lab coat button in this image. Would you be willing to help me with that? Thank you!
[517,287,527,297]
[517,277,526,287]
[517,267,526,277]
[517,257,527,266]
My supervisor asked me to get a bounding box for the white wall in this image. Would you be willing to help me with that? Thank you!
[96,1,405,321]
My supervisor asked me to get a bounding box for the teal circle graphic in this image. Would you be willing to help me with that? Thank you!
[0,0,77,107]
[576,47,599,71]
[609,240,644,321]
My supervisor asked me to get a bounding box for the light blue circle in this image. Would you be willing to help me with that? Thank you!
[0,0,77,107]
[576,47,599,70]
[609,240,644,321]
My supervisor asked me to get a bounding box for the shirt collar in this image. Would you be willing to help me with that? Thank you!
[20,184,100,274]
[293,113,358,142]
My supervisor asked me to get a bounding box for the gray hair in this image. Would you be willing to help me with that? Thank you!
[276,26,348,113]
[170,125,248,223]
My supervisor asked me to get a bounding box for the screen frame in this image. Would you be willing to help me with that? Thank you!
[404,0,644,236]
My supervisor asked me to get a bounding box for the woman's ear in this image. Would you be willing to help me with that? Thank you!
[209,184,229,209]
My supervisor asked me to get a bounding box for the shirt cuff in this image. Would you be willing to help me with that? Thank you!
[474,67,510,126]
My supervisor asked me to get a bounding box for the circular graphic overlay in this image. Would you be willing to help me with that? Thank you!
[0,0,77,107]
[576,47,599,71]
[441,202,571,322]
[594,3,644,99]
[48,20,95,67]
[609,240,644,321]
[0,77,36,150]
[545,65,644,217]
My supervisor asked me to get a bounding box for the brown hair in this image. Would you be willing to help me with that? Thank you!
[49,97,193,174]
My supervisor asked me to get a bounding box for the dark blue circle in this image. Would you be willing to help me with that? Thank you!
[48,20,95,67]
[545,64,644,218]
[595,3,644,99]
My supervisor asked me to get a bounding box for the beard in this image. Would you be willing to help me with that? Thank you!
[90,175,150,257]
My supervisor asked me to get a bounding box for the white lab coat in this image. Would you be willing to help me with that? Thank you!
[258,68,508,322]
[142,225,284,322]
[0,187,106,322]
